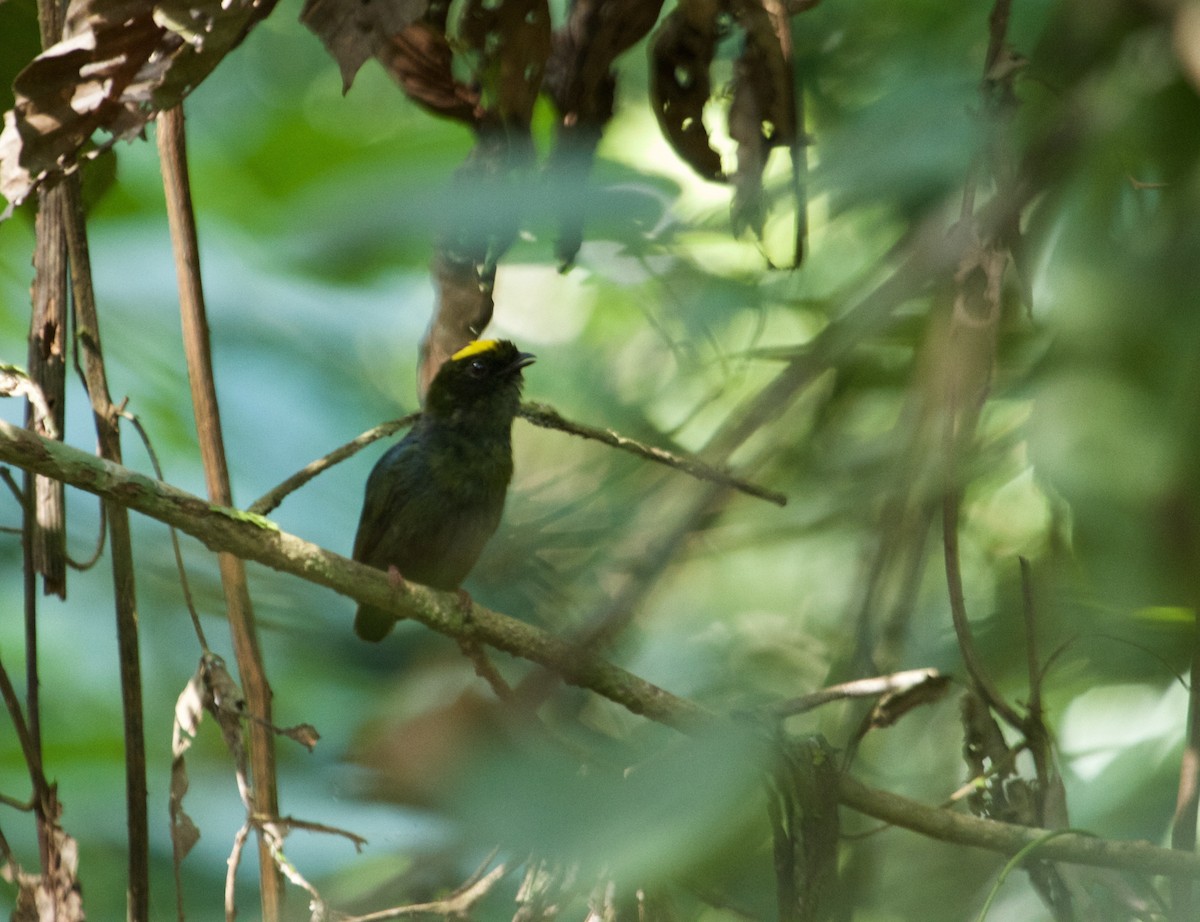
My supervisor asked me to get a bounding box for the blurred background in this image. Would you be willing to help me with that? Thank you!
[2,0,1200,919]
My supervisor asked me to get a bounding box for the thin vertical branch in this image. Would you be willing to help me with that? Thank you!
[157,104,283,919]
[24,0,68,879]
[27,186,68,600]
[942,489,1023,731]
[62,174,150,921]
[28,0,69,606]
[1018,556,1062,830]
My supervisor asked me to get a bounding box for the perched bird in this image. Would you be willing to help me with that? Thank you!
[351,339,535,641]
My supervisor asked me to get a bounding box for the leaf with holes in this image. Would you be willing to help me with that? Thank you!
[649,0,724,182]
[728,0,796,241]
[378,19,482,124]
[545,0,666,265]
[460,0,551,126]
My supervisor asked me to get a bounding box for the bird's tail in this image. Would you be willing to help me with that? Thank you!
[354,604,396,642]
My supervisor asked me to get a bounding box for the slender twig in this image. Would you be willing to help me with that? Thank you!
[340,860,510,921]
[63,166,150,922]
[248,400,785,519]
[158,103,282,919]
[120,408,208,649]
[0,652,45,799]
[274,815,367,851]
[247,414,418,516]
[0,467,27,511]
[942,490,1023,730]
[64,500,105,569]
[975,828,1092,922]
[769,668,948,717]
[226,820,252,922]
[519,401,788,507]
[5,420,1200,879]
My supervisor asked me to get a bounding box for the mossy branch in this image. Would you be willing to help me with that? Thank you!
[0,419,710,731]
[3,418,1200,879]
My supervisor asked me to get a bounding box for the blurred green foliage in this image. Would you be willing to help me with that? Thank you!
[3,0,1200,920]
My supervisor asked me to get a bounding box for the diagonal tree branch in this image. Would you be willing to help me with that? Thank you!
[3,418,1200,881]
[0,418,713,731]
[157,103,282,919]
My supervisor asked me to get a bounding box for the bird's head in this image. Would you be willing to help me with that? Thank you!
[423,339,535,426]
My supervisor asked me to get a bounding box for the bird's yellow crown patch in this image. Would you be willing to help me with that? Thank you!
[451,339,503,362]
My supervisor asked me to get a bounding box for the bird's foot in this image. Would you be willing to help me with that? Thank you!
[386,565,408,592]
[455,587,473,614]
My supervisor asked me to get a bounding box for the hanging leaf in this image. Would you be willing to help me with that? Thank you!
[545,0,666,265]
[460,0,551,126]
[649,0,725,182]
[378,19,482,124]
[300,0,428,93]
[728,0,795,241]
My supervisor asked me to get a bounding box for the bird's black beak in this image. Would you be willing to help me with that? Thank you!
[507,352,536,374]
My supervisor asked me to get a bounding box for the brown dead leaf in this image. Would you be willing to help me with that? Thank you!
[460,0,551,125]
[170,656,217,867]
[301,0,428,92]
[275,721,321,751]
[378,20,482,124]
[4,823,85,922]
[0,0,279,209]
[545,0,666,264]
[649,0,725,182]
[728,0,795,240]
[547,0,665,120]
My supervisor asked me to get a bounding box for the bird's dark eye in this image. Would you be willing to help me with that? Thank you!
[468,360,488,378]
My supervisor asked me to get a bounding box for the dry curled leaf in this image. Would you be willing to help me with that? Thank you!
[868,669,951,729]
[276,722,321,751]
[171,654,250,829]
[0,0,278,209]
[545,0,666,264]
[728,0,796,240]
[301,0,428,92]
[378,20,482,124]
[649,0,725,182]
[169,654,233,865]
[0,364,58,438]
[4,824,85,922]
[460,0,551,126]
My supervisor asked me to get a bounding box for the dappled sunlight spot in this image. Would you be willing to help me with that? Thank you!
[967,466,1053,560]
[601,106,731,214]
[1059,681,1186,781]
[490,263,597,345]
[1029,372,1174,505]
